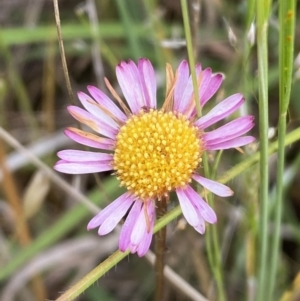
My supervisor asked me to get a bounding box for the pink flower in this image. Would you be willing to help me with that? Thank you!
[54,59,255,257]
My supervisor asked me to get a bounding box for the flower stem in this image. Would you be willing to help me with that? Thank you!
[154,198,167,301]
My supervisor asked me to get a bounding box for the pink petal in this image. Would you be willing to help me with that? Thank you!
[192,174,233,197]
[174,61,190,111]
[87,192,132,229]
[198,68,212,102]
[175,63,202,114]
[136,201,155,257]
[116,60,145,114]
[204,116,255,144]
[130,204,148,245]
[187,69,223,118]
[136,229,153,257]
[195,93,244,129]
[119,200,142,252]
[200,73,223,106]
[194,215,206,234]
[98,197,135,235]
[206,136,255,150]
[186,68,212,118]
[64,127,115,150]
[138,59,157,108]
[77,92,119,130]
[67,106,117,139]
[176,187,199,227]
[57,150,113,162]
[184,185,217,224]
[87,85,127,122]
[54,160,112,174]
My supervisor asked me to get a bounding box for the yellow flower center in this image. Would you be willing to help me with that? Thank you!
[113,109,203,200]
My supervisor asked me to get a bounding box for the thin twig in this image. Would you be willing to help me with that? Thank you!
[53,0,75,104]
[0,127,99,214]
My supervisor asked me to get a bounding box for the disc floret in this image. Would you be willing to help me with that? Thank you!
[113,109,203,200]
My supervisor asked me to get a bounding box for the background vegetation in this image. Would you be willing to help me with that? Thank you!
[0,0,300,300]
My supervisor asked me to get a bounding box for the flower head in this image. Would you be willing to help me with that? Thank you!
[55,59,255,257]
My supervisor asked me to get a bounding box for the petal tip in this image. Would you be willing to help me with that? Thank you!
[87,223,94,231]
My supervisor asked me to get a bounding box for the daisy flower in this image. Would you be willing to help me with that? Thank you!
[54,59,255,257]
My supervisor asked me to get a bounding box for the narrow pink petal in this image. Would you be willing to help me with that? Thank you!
[192,174,233,197]
[174,61,190,111]
[206,136,255,150]
[197,201,217,224]
[54,160,112,174]
[119,200,142,252]
[130,244,138,254]
[200,73,223,106]
[194,215,206,234]
[57,150,113,162]
[65,127,115,150]
[138,58,157,108]
[186,68,212,118]
[176,187,199,227]
[130,204,147,245]
[198,68,212,102]
[77,92,119,130]
[204,116,255,144]
[87,85,127,122]
[136,201,155,257]
[186,70,223,119]
[67,106,117,139]
[136,229,153,257]
[184,185,217,224]
[116,60,145,113]
[98,197,135,235]
[87,192,131,229]
[175,63,202,114]
[195,93,244,129]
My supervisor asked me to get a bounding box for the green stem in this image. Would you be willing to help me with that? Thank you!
[56,250,130,301]
[203,153,226,301]
[180,0,201,116]
[256,1,272,300]
[211,225,225,301]
[211,151,223,180]
[267,0,296,298]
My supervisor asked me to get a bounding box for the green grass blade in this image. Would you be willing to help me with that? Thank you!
[256,1,272,300]
[268,0,296,298]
